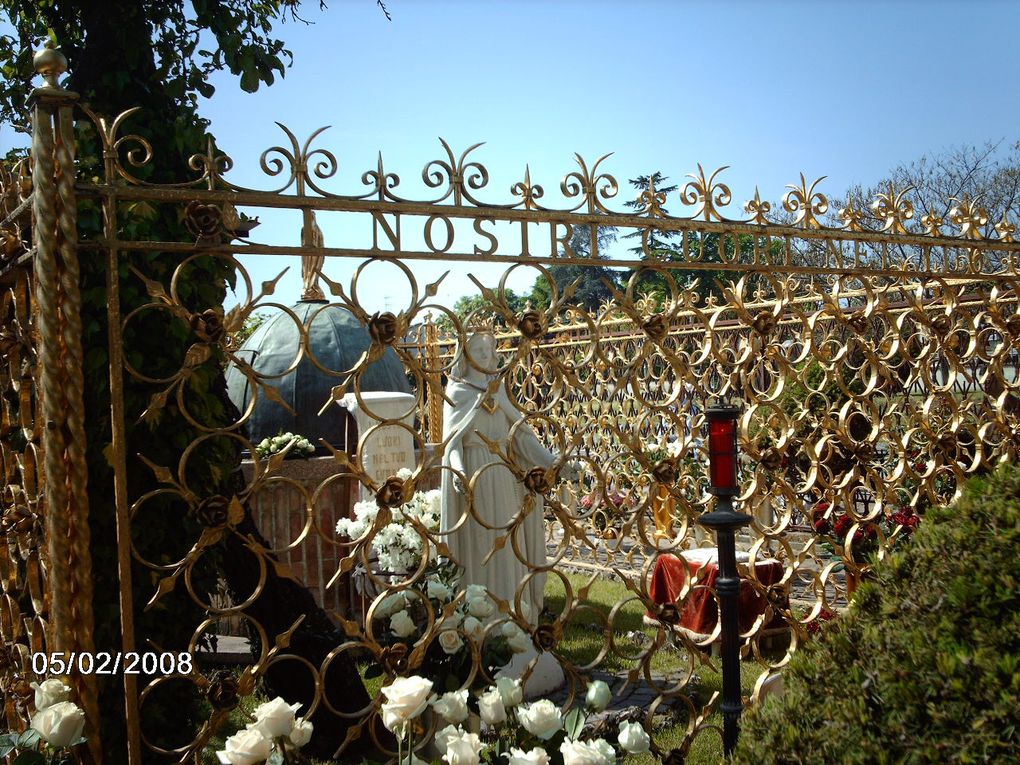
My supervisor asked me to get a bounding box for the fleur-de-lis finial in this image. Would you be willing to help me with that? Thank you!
[783,174,828,229]
[838,203,867,232]
[948,196,990,239]
[870,183,915,234]
[921,211,944,236]
[995,213,1016,243]
[636,174,667,217]
[744,187,771,225]
[680,164,731,221]
[511,164,544,210]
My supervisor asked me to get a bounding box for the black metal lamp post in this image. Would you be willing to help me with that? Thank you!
[699,400,752,757]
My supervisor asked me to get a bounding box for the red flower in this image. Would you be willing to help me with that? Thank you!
[891,508,920,530]
[833,514,852,539]
[806,608,838,635]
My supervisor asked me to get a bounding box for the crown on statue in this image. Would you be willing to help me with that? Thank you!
[463,313,498,335]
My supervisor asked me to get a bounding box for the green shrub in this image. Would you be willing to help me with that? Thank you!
[734,463,1020,764]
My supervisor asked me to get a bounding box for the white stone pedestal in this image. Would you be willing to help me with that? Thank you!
[339,392,417,501]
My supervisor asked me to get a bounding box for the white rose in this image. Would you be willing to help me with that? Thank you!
[431,689,469,725]
[289,717,314,748]
[617,721,650,754]
[462,616,483,641]
[590,738,616,765]
[585,679,612,711]
[31,701,85,749]
[440,610,463,630]
[466,594,495,619]
[251,697,302,738]
[380,676,433,733]
[559,739,614,765]
[438,630,464,655]
[427,578,453,601]
[516,700,562,740]
[216,728,271,765]
[506,747,551,765]
[507,629,532,654]
[477,687,506,725]
[397,467,413,481]
[465,584,488,603]
[400,754,428,765]
[495,676,523,708]
[434,724,462,754]
[32,678,72,711]
[390,610,417,638]
[443,730,482,765]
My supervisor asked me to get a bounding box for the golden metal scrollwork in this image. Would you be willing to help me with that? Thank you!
[8,87,1020,765]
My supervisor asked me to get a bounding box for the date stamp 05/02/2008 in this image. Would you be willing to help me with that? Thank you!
[31,652,194,676]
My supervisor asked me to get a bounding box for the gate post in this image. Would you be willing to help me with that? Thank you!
[29,42,101,761]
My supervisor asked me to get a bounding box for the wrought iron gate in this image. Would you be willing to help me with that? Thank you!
[3,51,1020,764]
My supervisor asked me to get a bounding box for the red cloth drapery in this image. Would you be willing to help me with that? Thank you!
[648,549,786,636]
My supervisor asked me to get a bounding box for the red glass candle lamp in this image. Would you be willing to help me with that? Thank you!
[706,402,740,496]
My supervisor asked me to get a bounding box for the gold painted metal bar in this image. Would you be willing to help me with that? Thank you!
[72,183,1020,258]
[73,239,1020,282]
[101,191,142,765]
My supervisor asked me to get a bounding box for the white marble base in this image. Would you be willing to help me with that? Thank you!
[497,645,565,700]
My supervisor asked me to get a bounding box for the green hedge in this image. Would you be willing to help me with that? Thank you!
[734,463,1020,764]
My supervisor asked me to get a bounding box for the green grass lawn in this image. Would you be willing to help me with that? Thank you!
[546,571,772,765]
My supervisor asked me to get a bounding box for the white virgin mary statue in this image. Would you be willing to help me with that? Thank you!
[440,331,568,696]
[440,331,561,618]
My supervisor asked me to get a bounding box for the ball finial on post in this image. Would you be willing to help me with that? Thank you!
[33,40,68,90]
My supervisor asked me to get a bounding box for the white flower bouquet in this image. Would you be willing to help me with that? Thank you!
[0,679,87,765]
[336,468,442,574]
[366,567,534,694]
[254,431,316,460]
[378,675,651,765]
[215,696,314,765]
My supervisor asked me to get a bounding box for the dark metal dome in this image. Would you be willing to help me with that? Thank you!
[226,301,412,451]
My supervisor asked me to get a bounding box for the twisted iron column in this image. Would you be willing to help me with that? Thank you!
[30,42,102,762]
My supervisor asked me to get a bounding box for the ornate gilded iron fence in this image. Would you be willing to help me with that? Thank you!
[6,49,1020,765]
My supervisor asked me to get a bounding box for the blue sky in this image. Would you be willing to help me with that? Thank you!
[6,1,1020,312]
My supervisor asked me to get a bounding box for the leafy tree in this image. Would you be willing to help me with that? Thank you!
[619,172,746,306]
[1,1,386,760]
[234,309,271,345]
[435,289,529,333]
[623,172,682,256]
[528,223,621,312]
